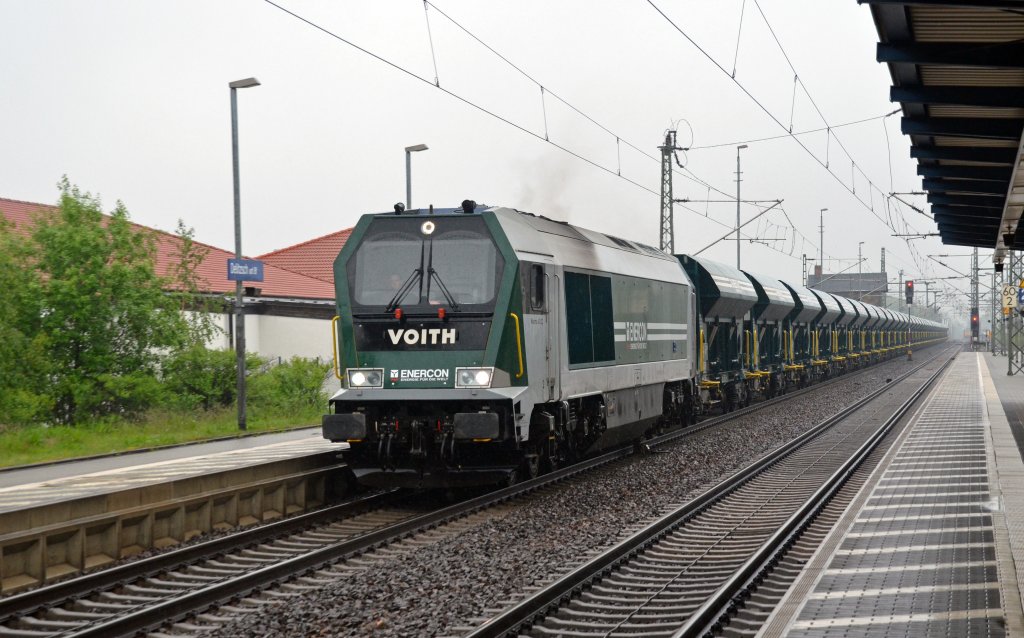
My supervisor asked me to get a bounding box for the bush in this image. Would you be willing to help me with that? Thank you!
[95,372,166,419]
[163,346,240,410]
[249,357,330,414]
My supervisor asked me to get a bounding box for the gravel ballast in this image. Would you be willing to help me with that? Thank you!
[208,352,941,637]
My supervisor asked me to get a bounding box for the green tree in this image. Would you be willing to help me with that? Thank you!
[169,220,221,347]
[0,220,51,423]
[30,178,191,423]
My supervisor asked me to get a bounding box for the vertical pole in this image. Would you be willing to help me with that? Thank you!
[736,149,741,270]
[972,247,980,348]
[405,150,412,210]
[1010,250,1015,376]
[659,131,676,253]
[802,254,807,286]
[858,243,863,301]
[899,269,904,315]
[231,87,247,431]
[819,209,824,271]
[991,269,997,354]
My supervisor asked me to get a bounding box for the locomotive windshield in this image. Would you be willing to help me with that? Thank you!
[348,216,504,312]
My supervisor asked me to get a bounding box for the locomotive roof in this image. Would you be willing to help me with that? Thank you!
[488,207,690,285]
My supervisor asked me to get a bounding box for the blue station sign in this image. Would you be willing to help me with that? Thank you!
[227,258,265,282]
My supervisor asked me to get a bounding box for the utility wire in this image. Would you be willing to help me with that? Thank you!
[263,0,803,260]
[648,0,934,286]
[426,0,830,260]
[688,110,898,150]
[423,0,773,217]
[749,0,929,268]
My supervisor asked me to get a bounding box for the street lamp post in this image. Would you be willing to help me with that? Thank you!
[819,208,828,272]
[736,144,747,270]
[405,144,429,209]
[858,241,865,301]
[230,77,260,431]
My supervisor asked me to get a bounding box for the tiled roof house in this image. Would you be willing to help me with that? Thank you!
[0,197,336,300]
[258,228,352,285]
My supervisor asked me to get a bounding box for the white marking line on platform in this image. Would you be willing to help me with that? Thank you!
[873,482,989,490]
[824,560,997,576]
[835,542,994,556]
[860,502,989,511]
[868,490,990,499]
[808,581,997,600]
[790,609,1003,630]
[856,513,992,524]
[845,526,986,538]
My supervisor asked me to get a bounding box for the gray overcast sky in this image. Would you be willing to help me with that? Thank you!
[0,1,975,320]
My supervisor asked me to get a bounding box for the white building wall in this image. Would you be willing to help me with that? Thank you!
[256,315,333,363]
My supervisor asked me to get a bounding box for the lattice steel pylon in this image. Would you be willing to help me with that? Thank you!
[659,130,678,253]
[1008,250,1024,375]
[972,247,980,317]
[992,269,1006,356]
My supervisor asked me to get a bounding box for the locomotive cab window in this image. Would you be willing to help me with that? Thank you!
[530,264,545,311]
[347,216,503,313]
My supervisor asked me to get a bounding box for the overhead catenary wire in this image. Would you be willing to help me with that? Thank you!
[262,0,804,261]
[687,110,899,150]
[648,0,942,294]
[423,0,831,260]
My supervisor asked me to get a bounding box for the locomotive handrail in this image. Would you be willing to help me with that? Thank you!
[509,312,524,379]
[699,329,705,373]
[331,315,343,381]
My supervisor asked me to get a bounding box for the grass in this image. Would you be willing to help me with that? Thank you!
[0,406,323,468]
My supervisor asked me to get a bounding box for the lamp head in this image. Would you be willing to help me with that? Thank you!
[229,77,261,89]
[405,144,429,153]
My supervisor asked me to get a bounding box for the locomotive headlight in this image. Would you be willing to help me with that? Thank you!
[455,367,494,388]
[347,368,384,388]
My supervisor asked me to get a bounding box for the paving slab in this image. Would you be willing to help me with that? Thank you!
[759,354,1024,638]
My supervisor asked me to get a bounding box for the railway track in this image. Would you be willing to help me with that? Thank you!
[0,347,946,638]
[464,346,957,638]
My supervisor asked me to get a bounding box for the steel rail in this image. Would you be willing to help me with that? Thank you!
[1,346,944,637]
[463,345,957,637]
[674,349,955,637]
[0,489,397,623]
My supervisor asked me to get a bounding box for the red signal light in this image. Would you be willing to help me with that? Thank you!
[438,307,446,319]
[394,308,403,320]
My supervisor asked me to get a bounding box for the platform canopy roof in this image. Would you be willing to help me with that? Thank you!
[862,0,1024,262]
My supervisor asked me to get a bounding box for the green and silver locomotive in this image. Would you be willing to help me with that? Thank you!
[322,202,698,488]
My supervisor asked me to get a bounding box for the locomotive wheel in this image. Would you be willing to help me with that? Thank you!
[503,468,519,487]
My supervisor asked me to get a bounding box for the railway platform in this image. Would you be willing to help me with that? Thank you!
[0,428,345,592]
[759,352,1024,637]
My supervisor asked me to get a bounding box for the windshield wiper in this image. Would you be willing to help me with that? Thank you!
[384,268,422,312]
[428,268,460,310]
[424,239,460,310]
[384,241,426,312]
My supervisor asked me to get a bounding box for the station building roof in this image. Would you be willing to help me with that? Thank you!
[863,1,1024,256]
[0,197,335,301]
[258,228,352,284]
